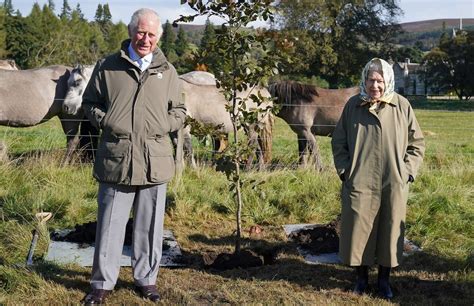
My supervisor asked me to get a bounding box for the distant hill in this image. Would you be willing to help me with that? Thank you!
[395,18,474,50]
[400,18,474,32]
[172,19,474,51]
[172,24,206,45]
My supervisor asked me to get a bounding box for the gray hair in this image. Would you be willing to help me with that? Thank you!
[128,8,163,41]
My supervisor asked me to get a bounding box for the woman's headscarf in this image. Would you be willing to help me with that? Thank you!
[359,58,395,104]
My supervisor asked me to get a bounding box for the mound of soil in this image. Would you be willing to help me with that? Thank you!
[288,217,421,256]
[51,219,169,250]
[288,217,341,254]
[203,249,264,270]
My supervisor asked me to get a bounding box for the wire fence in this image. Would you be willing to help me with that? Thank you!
[1,113,473,169]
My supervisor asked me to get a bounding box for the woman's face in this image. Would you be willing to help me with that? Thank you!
[365,70,385,100]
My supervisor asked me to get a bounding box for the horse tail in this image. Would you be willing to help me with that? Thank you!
[260,111,274,164]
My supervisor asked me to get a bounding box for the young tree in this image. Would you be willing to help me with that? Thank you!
[176,0,284,254]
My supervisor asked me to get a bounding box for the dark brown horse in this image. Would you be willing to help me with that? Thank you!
[268,80,359,169]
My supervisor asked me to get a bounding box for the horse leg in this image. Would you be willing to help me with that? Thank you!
[245,129,261,170]
[245,128,261,170]
[172,127,185,178]
[78,117,99,162]
[214,134,228,153]
[183,126,196,168]
[58,114,81,164]
[0,140,8,163]
[297,134,308,167]
[306,132,323,171]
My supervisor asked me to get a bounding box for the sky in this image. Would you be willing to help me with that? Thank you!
[10,0,474,25]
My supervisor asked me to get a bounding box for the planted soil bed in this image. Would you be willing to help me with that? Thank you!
[51,219,170,250]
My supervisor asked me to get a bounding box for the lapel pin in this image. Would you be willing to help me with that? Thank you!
[157,72,163,79]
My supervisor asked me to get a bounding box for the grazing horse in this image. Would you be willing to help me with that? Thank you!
[179,71,274,169]
[0,59,19,70]
[268,80,359,169]
[0,65,93,159]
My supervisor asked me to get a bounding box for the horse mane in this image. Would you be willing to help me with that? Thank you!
[269,80,318,106]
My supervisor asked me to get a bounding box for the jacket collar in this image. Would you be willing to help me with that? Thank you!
[357,93,398,108]
[120,39,169,73]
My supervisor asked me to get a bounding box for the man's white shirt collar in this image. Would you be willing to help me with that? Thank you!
[128,43,152,71]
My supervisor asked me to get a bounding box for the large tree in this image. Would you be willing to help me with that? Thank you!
[174,25,189,57]
[59,0,72,20]
[196,18,221,73]
[423,30,474,100]
[160,20,176,59]
[274,0,402,88]
[2,0,14,16]
[0,7,8,58]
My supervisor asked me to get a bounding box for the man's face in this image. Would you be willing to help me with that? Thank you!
[129,16,159,57]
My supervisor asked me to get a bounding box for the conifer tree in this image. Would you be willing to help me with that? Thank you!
[94,4,103,23]
[2,0,13,15]
[73,3,84,20]
[60,0,71,20]
[197,18,220,73]
[174,26,189,57]
[160,20,176,58]
[47,0,55,11]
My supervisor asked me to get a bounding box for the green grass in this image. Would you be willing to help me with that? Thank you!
[0,98,472,304]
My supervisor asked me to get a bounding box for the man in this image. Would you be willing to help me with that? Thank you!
[81,8,186,305]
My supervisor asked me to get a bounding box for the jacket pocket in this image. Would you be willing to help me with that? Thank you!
[94,135,131,183]
[146,136,175,183]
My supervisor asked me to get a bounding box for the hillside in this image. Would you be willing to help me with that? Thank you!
[401,18,474,32]
[395,18,474,50]
[172,18,474,51]
[172,24,206,45]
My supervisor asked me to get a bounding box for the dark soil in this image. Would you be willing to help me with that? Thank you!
[203,249,264,270]
[51,219,170,250]
[288,216,420,255]
[288,217,341,254]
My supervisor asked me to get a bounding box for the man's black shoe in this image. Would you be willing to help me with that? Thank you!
[82,289,112,305]
[135,285,161,302]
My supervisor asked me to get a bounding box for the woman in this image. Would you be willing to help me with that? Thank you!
[331,58,425,299]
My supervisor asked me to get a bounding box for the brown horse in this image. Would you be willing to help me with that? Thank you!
[268,80,359,169]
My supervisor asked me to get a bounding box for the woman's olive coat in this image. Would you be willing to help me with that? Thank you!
[331,93,425,267]
[82,40,186,186]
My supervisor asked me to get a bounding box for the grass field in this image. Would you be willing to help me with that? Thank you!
[0,99,473,304]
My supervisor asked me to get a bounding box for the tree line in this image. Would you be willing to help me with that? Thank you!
[0,1,130,68]
[0,0,472,99]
